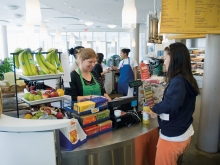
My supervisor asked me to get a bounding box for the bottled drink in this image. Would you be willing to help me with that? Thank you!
[143,104,151,124]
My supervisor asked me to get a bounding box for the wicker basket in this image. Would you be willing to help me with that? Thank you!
[0,85,25,94]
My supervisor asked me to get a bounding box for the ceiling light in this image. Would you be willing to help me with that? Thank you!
[64,2,67,4]
[70,33,75,45]
[122,0,137,29]
[84,22,93,26]
[132,38,135,47]
[55,28,62,43]
[5,5,19,10]
[108,25,116,28]
[82,36,87,46]
[111,38,115,47]
[77,10,80,12]
[26,0,41,24]
[96,37,100,46]
[23,22,34,36]
[40,22,48,40]
[13,14,23,18]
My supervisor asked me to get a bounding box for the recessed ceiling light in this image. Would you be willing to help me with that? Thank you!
[84,22,93,26]
[64,2,67,4]
[77,10,80,12]
[13,14,23,18]
[5,5,19,10]
[108,25,116,28]
[104,19,106,20]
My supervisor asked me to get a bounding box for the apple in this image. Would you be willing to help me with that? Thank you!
[29,86,35,91]
[29,94,35,101]
[42,92,50,99]
[34,95,42,101]
[35,110,43,118]
[32,116,39,119]
[56,111,63,119]
[50,91,58,97]
[36,90,42,96]
[44,108,51,115]
[30,90,37,95]
[24,92,30,100]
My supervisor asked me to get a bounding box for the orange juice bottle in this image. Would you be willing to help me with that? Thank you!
[143,104,151,124]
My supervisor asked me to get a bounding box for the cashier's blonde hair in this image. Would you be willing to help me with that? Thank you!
[79,48,97,61]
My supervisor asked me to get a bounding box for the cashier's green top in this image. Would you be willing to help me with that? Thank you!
[65,70,105,101]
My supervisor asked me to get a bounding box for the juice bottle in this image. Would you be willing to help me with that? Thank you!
[143,104,151,124]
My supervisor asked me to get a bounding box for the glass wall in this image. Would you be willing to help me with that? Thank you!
[4,31,132,63]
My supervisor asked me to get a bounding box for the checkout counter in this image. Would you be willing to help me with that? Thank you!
[60,119,159,165]
[59,81,159,165]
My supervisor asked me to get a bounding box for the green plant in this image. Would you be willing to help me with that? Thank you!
[0,57,14,80]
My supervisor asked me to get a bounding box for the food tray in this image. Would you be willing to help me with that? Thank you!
[21,96,65,105]
[18,73,64,81]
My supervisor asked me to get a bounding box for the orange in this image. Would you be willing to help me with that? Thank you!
[56,89,64,96]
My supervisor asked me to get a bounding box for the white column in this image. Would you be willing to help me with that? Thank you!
[1,25,9,58]
[197,34,220,153]
[132,24,139,63]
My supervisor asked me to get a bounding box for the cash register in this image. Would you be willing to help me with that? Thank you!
[108,80,143,129]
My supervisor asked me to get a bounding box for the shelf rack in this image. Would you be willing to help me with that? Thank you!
[10,51,63,118]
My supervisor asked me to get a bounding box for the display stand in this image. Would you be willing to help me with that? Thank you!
[10,51,63,118]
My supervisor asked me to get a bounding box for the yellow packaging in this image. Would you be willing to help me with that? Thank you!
[143,106,150,124]
[74,101,96,113]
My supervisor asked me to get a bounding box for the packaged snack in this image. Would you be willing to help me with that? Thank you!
[74,101,96,113]
[89,96,108,108]
[80,114,97,125]
[96,109,110,120]
[97,120,112,131]
[83,125,100,136]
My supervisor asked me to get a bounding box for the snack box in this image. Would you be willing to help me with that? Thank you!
[96,109,110,120]
[97,120,112,131]
[83,125,100,136]
[80,114,97,125]
[74,101,96,113]
[90,97,108,108]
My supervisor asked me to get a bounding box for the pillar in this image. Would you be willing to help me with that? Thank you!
[132,24,139,63]
[197,34,220,153]
[1,25,9,59]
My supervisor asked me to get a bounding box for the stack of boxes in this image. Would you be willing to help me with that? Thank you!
[67,96,112,138]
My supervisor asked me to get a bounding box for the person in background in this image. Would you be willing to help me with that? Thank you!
[111,48,138,95]
[69,46,84,72]
[147,42,199,165]
[65,48,111,101]
[93,53,110,84]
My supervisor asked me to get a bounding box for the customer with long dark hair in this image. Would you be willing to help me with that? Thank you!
[93,53,110,83]
[148,42,199,165]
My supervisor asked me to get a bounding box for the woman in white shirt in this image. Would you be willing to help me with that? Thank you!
[69,46,84,72]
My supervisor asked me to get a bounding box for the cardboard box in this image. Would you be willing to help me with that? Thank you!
[73,101,95,113]
[96,109,110,120]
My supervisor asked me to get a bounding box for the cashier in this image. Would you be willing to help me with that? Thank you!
[65,48,111,101]
[111,48,138,95]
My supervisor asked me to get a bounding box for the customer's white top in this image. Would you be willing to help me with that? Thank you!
[0,114,71,132]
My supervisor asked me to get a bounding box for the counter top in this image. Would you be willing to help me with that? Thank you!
[63,118,158,153]
[0,114,71,132]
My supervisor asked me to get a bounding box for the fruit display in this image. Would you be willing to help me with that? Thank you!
[23,106,64,120]
[13,47,64,76]
[23,88,64,101]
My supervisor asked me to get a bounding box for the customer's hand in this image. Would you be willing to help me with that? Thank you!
[111,66,117,70]
[147,110,158,118]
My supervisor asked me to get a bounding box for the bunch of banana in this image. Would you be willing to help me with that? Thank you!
[14,48,23,69]
[46,48,64,73]
[35,48,59,74]
[18,49,38,76]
